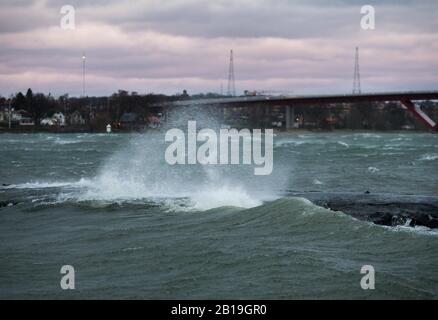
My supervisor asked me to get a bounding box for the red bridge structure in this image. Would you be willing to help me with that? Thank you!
[163,91,438,131]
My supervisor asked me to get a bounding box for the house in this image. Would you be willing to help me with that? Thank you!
[40,117,54,126]
[15,110,35,126]
[0,107,8,122]
[147,115,161,128]
[119,112,144,130]
[69,110,86,125]
[40,112,66,126]
[52,112,66,126]
[19,117,35,126]
[0,108,34,126]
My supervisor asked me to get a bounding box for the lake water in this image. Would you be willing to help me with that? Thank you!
[1,131,437,299]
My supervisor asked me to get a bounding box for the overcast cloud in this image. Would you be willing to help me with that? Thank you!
[0,0,437,96]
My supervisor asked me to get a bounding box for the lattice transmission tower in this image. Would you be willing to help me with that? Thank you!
[227,49,236,96]
[353,47,361,94]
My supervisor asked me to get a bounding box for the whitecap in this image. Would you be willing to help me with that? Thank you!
[367,167,380,173]
[190,184,263,210]
[337,141,349,148]
[418,154,438,161]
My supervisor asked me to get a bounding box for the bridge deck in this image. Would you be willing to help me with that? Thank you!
[169,91,438,107]
[160,91,438,131]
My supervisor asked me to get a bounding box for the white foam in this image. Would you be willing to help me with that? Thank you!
[354,133,382,138]
[274,140,306,147]
[384,224,438,237]
[337,141,349,148]
[75,174,262,210]
[367,166,380,173]
[78,174,154,201]
[190,184,262,210]
[53,139,79,145]
[419,154,438,161]
[2,181,83,190]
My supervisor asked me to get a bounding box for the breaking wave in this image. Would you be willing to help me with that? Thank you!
[419,154,438,161]
[5,132,280,210]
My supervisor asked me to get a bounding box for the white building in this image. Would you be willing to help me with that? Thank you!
[15,110,34,126]
[52,112,66,126]
[40,112,66,126]
[69,110,85,125]
[40,118,54,126]
[0,109,7,122]
[0,108,34,126]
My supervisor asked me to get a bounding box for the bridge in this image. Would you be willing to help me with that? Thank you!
[161,91,438,131]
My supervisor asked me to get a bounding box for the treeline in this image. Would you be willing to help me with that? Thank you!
[1,89,437,130]
[3,89,58,123]
[0,89,227,124]
[0,89,175,123]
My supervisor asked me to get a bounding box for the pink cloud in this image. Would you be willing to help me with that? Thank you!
[0,1,437,96]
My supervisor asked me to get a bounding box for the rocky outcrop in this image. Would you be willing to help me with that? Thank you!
[288,191,438,229]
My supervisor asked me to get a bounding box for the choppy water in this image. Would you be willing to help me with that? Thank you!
[1,131,438,299]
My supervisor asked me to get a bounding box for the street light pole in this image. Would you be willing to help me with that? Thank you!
[8,101,11,130]
[82,53,86,97]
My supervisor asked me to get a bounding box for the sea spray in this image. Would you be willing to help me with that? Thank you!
[73,106,282,208]
[164,121,274,175]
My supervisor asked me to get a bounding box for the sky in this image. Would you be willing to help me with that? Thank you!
[0,0,437,97]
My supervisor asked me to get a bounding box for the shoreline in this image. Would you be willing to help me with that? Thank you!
[0,127,432,134]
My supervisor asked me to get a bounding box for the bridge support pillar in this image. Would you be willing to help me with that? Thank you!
[163,106,169,123]
[400,99,437,131]
[285,105,295,129]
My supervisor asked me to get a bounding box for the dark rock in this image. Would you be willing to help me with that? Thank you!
[0,201,18,208]
[287,191,438,229]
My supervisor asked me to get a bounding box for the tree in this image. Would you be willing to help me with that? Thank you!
[29,92,52,123]
[13,92,26,110]
[25,88,34,114]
